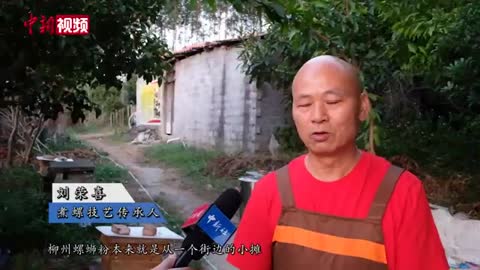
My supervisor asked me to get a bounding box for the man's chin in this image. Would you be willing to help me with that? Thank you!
[307,145,337,156]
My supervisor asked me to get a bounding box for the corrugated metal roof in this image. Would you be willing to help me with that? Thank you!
[172,37,244,59]
[172,34,266,60]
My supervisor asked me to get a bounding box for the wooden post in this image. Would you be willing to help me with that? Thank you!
[122,107,128,126]
[121,108,124,127]
[119,109,122,127]
[122,109,125,127]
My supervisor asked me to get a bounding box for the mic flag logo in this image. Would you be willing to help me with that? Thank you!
[197,205,237,247]
[48,183,166,224]
[181,203,210,229]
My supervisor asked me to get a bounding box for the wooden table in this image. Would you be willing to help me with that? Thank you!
[99,234,168,270]
[97,226,184,270]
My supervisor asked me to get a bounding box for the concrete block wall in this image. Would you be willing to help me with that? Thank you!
[255,83,287,153]
[170,48,222,150]
[244,78,258,153]
[157,45,284,154]
[221,47,255,154]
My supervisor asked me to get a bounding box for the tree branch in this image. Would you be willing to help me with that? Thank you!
[6,106,20,168]
[23,114,45,165]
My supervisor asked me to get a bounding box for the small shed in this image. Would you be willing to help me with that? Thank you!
[137,38,286,154]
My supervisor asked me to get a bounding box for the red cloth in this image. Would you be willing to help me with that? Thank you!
[227,151,449,270]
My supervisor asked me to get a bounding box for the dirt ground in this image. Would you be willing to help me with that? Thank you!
[77,132,237,270]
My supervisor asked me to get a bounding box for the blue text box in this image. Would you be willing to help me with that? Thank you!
[48,202,166,224]
[197,205,236,247]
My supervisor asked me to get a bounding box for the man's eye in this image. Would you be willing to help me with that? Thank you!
[326,100,340,105]
[298,103,311,107]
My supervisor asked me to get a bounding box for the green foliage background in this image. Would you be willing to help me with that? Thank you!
[227,0,480,179]
[1,0,173,123]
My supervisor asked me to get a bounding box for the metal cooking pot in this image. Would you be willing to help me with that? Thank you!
[238,171,264,217]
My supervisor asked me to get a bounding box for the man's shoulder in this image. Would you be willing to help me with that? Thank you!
[361,154,428,220]
[253,154,305,193]
[380,165,425,207]
[259,154,305,179]
[366,152,419,176]
[363,151,392,167]
[365,151,424,192]
[396,169,424,196]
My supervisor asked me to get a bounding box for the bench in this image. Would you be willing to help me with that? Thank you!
[37,157,95,194]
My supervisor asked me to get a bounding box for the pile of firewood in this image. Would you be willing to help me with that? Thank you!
[54,148,98,160]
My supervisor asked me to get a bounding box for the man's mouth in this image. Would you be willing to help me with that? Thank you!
[310,131,330,142]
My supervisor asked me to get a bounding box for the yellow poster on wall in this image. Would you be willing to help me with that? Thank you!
[137,80,161,125]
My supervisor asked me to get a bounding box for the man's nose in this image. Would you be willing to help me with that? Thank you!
[311,102,328,123]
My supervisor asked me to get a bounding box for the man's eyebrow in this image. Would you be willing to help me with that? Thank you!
[296,94,312,99]
[323,89,345,96]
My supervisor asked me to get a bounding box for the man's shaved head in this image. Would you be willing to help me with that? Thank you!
[293,55,362,95]
[291,55,370,156]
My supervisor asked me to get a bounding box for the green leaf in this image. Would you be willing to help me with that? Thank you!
[349,1,356,14]
[188,0,198,10]
[373,130,380,146]
[227,0,245,12]
[270,3,286,19]
[412,22,424,37]
[407,43,417,53]
[206,0,217,10]
[313,1,328,9]
[288,29,298,40]
[366,50,376,58]
[419,46,427,55]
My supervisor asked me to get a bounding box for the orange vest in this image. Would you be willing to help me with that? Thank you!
[272,165,404,270]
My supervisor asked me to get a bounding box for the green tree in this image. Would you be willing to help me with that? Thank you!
[0,0,174,165]
[121,74,138,106]
[236,1,393,152]
[227,0,480,177]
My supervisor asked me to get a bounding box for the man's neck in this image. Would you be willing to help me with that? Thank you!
[305,147,361,182]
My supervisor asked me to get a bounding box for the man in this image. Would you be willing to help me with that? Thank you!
[153,55,449,270]
[226,55,449,270]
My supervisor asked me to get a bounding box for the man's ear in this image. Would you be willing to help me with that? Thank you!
[358,91,371,121]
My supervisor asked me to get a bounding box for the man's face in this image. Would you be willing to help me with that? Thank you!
[292,58,370,155]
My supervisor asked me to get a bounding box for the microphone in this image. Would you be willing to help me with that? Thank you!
[173,188,242,267]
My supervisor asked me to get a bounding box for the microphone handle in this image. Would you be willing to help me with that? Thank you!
[173,249,192,268]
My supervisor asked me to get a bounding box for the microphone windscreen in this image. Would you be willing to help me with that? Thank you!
[213,188,242,219]
[174,188,243,266]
